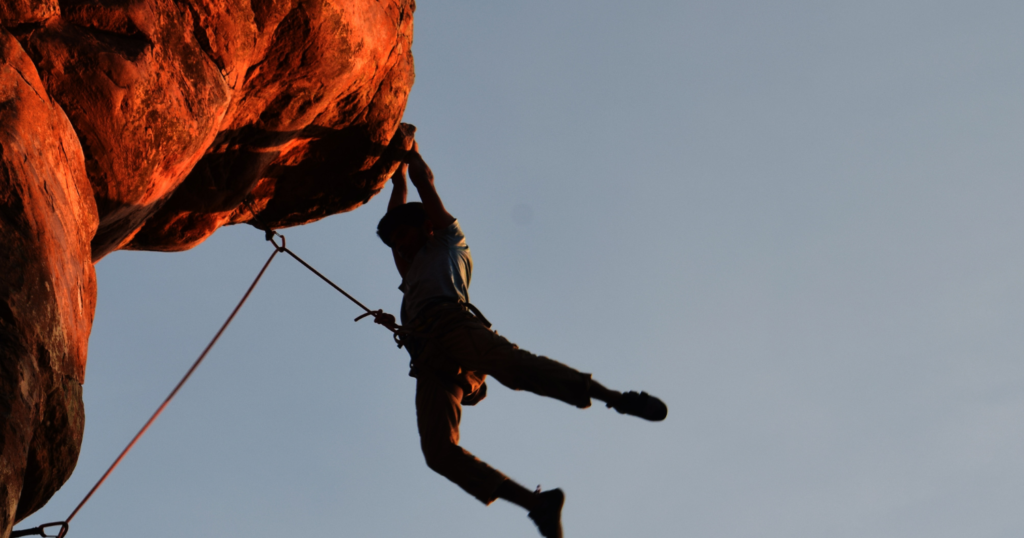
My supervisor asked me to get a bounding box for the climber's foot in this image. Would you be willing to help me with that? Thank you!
[528,488,564,538]
[608,391,668,421]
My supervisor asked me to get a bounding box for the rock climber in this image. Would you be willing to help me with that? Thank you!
[372,138,667,538]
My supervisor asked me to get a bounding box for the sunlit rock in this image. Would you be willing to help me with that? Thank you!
[0,1,415,532]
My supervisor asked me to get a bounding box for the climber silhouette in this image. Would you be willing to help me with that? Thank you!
[372,137,667,538]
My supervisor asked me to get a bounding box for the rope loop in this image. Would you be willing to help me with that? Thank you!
[269,231,286,252]
[10,521,68,538]
[354,309,382,323]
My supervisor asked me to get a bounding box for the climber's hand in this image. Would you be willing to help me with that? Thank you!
[393,123,417,153]
[373,312,398,331]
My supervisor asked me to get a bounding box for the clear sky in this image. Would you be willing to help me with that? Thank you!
[21,1,1024,537]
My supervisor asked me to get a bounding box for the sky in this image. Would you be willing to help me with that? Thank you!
[20,1,1024,537]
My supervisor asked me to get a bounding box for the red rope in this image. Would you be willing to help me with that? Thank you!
[41,246,280,538]
[17,207,402,538]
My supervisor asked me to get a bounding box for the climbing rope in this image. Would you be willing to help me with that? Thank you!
[242,198,405,346]
[12,245,279,538]
[268,231,406,347]
[13,199,401,538]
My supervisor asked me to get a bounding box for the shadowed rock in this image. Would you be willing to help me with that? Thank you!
[0,1,415,533]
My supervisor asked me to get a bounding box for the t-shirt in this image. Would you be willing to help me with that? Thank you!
[399,220,472,324]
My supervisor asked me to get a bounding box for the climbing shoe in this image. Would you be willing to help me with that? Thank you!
[528,488,565,538]
[608,391,668,421]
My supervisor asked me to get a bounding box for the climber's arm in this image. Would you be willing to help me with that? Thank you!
[406,145,456,230]
[386,164,412,277]
[388,163,408,211]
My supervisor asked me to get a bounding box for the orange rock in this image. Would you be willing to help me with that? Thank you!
[0,27,96,531]
[10,0,415,258]
[0,0,415,529]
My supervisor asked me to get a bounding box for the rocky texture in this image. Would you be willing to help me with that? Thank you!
[10,0,416,258]
[0,0,415,532]
[0,28,96,534]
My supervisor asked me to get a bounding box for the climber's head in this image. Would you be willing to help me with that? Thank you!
[378,202,431,261]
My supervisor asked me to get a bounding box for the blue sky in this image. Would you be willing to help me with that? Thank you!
[22,2,1024,537]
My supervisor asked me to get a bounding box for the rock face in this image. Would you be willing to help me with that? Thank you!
[0,27,96,532]
[0,1,415,534]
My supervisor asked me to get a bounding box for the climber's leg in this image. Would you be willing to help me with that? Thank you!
[415,375,509,504]
[431,317,668,422]
[434,320,594,408]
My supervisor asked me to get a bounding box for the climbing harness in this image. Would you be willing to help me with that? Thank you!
[12,200,401,538]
